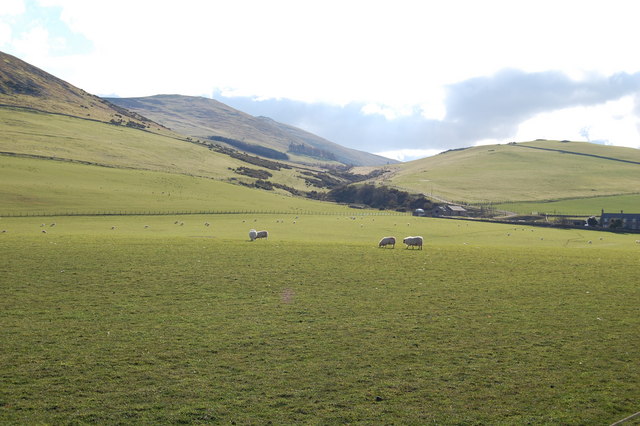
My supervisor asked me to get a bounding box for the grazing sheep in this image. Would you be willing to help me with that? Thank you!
[50,223,56,227]
[403,236,423,250]
[41,229,47,234]
[144,225,149,229]
[249,229,258,241]
[204,222,210,227]
[378,236,396,248]
[1,230,7,233]
[255,230,268,239]
[636,240,640,244]
[588,240,592,244]
[111,226,116,230]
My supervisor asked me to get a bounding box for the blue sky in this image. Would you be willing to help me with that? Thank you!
[2,0,640,160]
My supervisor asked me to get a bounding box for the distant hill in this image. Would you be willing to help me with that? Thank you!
[0,51,168,133]
[106,94,397,167]
[365,140,640,204]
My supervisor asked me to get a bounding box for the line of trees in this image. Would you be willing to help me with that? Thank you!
[324,184,434,211]
[288,142,337,161]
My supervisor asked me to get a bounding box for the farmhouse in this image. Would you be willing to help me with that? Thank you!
[434,205,467,217]
[600,210,640,230]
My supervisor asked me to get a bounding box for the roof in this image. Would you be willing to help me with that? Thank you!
[447,205,467,212]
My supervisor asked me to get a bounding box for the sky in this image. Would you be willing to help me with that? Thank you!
[2,0,640,161]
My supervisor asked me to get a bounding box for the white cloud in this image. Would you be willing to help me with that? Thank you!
[375,149,443,162]
[0,0,25,16]
[515,96,640,148]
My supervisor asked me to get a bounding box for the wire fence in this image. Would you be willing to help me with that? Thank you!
[0,209,410,218]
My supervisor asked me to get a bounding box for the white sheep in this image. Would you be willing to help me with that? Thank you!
[378,236,396,248]
[403,236,423,250]
[249,229,258,241]
[111,226,116,230]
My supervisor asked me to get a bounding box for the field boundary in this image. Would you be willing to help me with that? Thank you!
[0,209,410,218]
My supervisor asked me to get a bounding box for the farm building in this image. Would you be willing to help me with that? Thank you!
[600,211,640,230]
[434,205,468,217]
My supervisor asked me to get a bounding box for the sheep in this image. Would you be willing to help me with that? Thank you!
[41,229,47,234]
[144,225,150,229]
[403,236,423,250]
[255,230,268,239]
[50,223,56,227]
[111,226,116,230]
[636,240,640,244]
[378,236,396,248]
[249,229,258,241]
[204,222,210,227]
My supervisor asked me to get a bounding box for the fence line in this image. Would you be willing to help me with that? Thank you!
[0,209,410,218]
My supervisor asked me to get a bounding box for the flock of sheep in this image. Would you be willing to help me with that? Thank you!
[248,229,423,249]
[378,235,423,250]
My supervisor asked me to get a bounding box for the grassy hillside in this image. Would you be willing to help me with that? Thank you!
[0,107,360,196]
[0,155,361,215]
[107,94,396,167]
[0,51,166,133]
[371,141,640,208]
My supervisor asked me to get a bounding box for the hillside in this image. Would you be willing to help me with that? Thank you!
[106,94,396,167]
[0,52,379,212]
[367,140,640,205]
[0,51,168,133]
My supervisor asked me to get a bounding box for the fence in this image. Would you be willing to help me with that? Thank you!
[0,209,410,218]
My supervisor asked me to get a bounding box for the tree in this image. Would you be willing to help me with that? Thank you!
[587,216,598,227]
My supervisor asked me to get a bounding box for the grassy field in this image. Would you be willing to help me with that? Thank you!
[493,193,640,216]
[1,214,639,424]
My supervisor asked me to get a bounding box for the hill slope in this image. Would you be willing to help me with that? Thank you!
[106,94,396,167]
[367,140,640,204]
[0,51,168,133]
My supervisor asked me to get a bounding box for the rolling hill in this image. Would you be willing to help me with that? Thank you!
[364,140,640,208]
[106,94,397,167]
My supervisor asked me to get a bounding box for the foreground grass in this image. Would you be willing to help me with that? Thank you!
[1,216,639,423]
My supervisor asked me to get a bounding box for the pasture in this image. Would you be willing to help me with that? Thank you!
[1,214,639,424]
[492,193,640,216]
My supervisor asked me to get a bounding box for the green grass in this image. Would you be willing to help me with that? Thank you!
[1,215,639,424]
[374,141,640,207]
[0,155,360,215]
[0,108,326,194]
[493,193,640,216]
